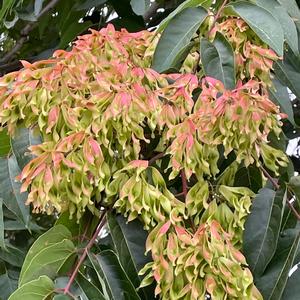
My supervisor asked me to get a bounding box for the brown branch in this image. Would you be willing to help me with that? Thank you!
[149,152,165,165]
[63,211,107,294]
[207,0,229,37]
[260,166,279,189]
[261,166,300,221]
[0,0,60,64]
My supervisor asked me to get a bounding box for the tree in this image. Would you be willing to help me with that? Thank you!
[0,0,300,299]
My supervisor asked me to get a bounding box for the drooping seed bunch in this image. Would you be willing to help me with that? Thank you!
[0,17,288,299]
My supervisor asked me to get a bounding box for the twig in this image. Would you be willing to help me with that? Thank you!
[181,170,188,197]
[0,0,60,64]
[63,211,107,294]
[261,166,300,221]
[207,0,229,37]
[260,166,279,189]
[149,152,165,165]
[181,170,196,232]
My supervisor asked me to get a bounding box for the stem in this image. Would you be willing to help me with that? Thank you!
[207,0,229,37]
[149,152,165,165]
[260,166,300,221]
[260,166,279,189]
[181,170,196,232]
[181,170,188,197]
[63,211,107,294]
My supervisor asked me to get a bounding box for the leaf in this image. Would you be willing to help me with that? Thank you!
[255,229,300,300]
[243,188,286,277]
[200,32,235,90]
[130,0,150,16]
[274,60,300,100]
[55,210,98,241]
[34,0,45,16]
[256,0,298,53]
[282,263,300,300]
[0,243,25,267]
[288,176,300,208]
[59,20,92,48]
[225,1,284,56]
[233,165,263,193]
[75,272,106,300]
[19,225,74,286]
[0,261,17,300]
[88,250,141,300]
[0,130,11,157]
[277,0,300,30]
[0,198,5,250]
[152,7,208,73]
[0,155,29,225]
[0,0,17,20]
[53,295,71,300]
[269,78,296,126]
[107,214,151,294]
[8,275,54,300]
[157,0,211,32]
[11,127,41,170]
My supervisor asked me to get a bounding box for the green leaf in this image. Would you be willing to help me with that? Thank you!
[274,60,300,99]
[277,0,300,30]
[255,229,300,300]
[0,0,17,20]
[152,7,208,73]
[88,250,141,300]
[157,0,211,32]
[8,275,54,300]
[55,210,98,240]
[243,188,286,277]
[11,127,41,170]
[130,0,150,16]
[0,155,29,224]
[200,32,235,90]
[234,165,262,194]
[269,78,296,126]
[225,1,284,55]
[0,261,17,300]
[53,295,71,300]
[19,225,74,286]
[75,272,106,300]
[59,20,93,49]
[0,243,25,267]
[107,214,150,293]
[282,263,300,299]
[0,198,5,250]
[288,176,300,208]
[0,130,11,157]
[256,0,298,53]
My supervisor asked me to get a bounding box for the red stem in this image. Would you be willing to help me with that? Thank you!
[63,212,107,294]
[207,0,229,37]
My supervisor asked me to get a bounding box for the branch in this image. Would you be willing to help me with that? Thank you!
[207,0,229,37]
[0,0,60,64]
[149,152,165,165]
[261,166,300,221]
[63,211,107,294]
